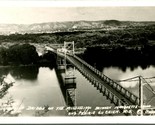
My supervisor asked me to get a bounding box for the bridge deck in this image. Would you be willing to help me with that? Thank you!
[46,47,138,106]
[65,55,137,106]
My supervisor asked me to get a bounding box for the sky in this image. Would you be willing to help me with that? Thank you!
[0,7,155,24]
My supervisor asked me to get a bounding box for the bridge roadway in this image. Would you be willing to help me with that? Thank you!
[45,46,139,105]
[56,51,139,106]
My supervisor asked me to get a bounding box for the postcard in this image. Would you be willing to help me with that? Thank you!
[0,0,155,124]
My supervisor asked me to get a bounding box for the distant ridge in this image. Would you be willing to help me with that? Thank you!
[104,20,121,26]
[0,20,154,35]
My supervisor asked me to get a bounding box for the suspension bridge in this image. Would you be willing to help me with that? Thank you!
[45,41,155,116]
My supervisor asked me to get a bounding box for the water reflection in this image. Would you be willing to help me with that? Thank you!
[55,65,76,107]
[0,67,66,116]
[0,66,40,80]
[103,66,155,107]
[101,64,154,73]
[103,66,155,87]
[0,64,119,116]
[1,63,154,116]
[10,66,39,80]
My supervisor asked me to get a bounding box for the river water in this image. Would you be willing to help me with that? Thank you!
[0,66,115,116]
[0,64,155,116]
[103,66,155,106]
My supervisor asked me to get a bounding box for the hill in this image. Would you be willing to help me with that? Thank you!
[0,20,154,35]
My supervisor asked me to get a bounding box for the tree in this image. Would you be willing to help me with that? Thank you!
[0,47,8,65]
[6,44,39,65]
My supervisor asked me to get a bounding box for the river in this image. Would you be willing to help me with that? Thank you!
[0,66,115,116]
[0,64,155,116]
[103,65,155,107]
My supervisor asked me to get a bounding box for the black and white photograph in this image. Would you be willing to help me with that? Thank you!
[0,0,155,123]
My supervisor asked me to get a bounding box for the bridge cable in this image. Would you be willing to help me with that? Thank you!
[115,76,141,82]
[115,75,155,95]
[140,76,155,94]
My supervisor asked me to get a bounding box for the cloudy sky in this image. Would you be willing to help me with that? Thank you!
[0,6,155,24]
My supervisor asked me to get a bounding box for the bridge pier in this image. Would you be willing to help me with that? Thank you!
[57,58,66,71]
[64,72,76,106]
[64,71,77,106]
[65,87,76,106]
[64,77,76,86]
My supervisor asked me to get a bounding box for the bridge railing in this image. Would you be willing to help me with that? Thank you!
[55,50,139,105]
[47,46,139,106]
[73,55,139,105]
[68,55,138,108]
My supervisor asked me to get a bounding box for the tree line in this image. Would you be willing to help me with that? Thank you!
[0,44,56,66]
[0,24,155,48]
[81,44,155,72]
[0,23,155,69]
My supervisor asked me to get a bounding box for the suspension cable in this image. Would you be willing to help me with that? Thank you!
[116,76,155,82]
[115,75,155,95]
[140,76,155,94]
[115,75,140,82]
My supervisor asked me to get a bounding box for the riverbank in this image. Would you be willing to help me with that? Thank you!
[0,43,56,67]
[79,44,155,71]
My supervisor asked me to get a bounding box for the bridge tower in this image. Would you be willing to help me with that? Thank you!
[139,76,143,116]
[63,41,76,84]
[64,41,75,55]
[62,41,76,106]
[138,76,155,116]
